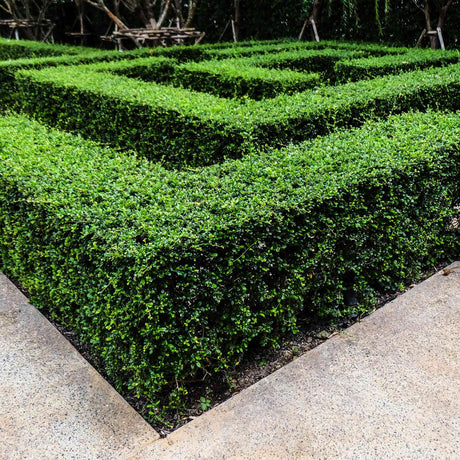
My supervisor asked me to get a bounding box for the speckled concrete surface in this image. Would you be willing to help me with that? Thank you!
[0,273,159,460]
[128,263,460,460]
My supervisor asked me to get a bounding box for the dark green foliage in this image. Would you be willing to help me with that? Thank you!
[203,40,327,59]
[126,39,289,62]
[93,56,178,82]
[13,62,460,167]
[203,40,408,60]
[0,111,459,407]
[194,0,307,42]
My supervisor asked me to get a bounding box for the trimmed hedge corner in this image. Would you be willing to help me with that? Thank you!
[0,111,459,408]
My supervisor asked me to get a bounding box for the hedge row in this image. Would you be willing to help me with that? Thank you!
[0,37,96,60]
[14,62,460,167]
[198,48,365,81]
[92,56,321,99]
[16,63,249,167]
[202,39,327,60]
[76,45,432,101]
[175,46,426,91]
[138,38,287,61]
[90,55,178,82]
[124,39,407,63]
[200,40,408,60]
[106,44,407,96]
[116,39,289,63]
[173,60,320,99]
[1,111,458,407]
[0,37,406,63]
[335,48,460,82]
[0,50,124,108]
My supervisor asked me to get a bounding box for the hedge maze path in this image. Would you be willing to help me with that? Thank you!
[0,38,459,411]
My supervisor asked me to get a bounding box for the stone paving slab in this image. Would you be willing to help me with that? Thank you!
[129,263,460,460]
[0,273,159,460]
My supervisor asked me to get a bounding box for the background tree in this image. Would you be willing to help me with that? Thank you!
[301,0,391,40]
[195,0,307,42]
[0,0,459,47]
[412,0,457,48]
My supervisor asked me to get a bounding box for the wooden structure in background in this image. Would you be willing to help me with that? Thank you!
[65,0,93,45]
[0,19,54,41]
[108,27,205,48]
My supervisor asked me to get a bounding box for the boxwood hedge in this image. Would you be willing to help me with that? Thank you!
[122,40,407,63]
[216,48,365,80]
[201,40,408,60]
[0,37,97,60]
[93,56,321,99]
[124,39,288,62]
[14,62,460,167]
[172,61,321,99]
[0,50,124,108]
[0,111,458,408]
[15,64,251,167]
[335,48,460,82]
[88,55,178,82]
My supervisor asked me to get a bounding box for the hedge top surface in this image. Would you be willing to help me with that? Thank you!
[2,110,460,256]
[222,47,365,66]
[250,62,460,119]
[81,55,178,73]
[89,55,321,88]
[119,39,409,63]
[202,40,408,60]
[176,60,321,84]
[335,48,460,73]
[0,49,122,72]
[0,37,100,58]
[0,37,408,63]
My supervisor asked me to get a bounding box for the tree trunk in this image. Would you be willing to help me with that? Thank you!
[309,0,323,24]
[422,4,440,48]
[309,0,324,40]
[156,0,171,28]
[233,0,241,42]
[299,0,324,41]
[85,0,128,29]
[414,0,453,49]
[184,0,197,28]
[173,0,184,27]
[438,0,453,28]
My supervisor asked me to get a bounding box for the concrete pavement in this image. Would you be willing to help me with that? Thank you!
[0,273,159,460]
